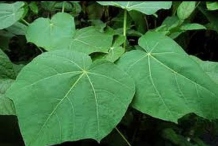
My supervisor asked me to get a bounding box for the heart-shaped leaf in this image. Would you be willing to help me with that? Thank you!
[6,50,135,146]
[70,26,113,54]
[0,2,25,29]
[26,12,75,50]
[117,31,218,123]
[26,13,113,54]
[97,1,172,15]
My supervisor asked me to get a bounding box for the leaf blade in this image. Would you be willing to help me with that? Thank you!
[0,2,25,29]
[26,12,75,50]
[6,50,135,146]
[70,26,113,54]
[117,31,218,122]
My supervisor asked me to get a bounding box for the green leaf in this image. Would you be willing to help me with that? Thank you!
[117,31,218,123]
[177,2,196,20]
[0,94,15,115]
[0,79,14,94]
[191,56,218,84]
[6,22,27,36]
[198,5,218,32]
[6,50,135,146]
[26,14,112,54]
[206,2,218,11]
[0,79,15,115]
[29,2,38,14]
[69,26,113,54]
[0,49,16,79]
[0,2,25,29]
[97,1,172,15]
[180,23,206,31]
[104,47,125,62]
[26,12,75,50]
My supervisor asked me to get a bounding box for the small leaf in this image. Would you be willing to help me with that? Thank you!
[177,2,196,20]
[6,50,135,146]
[104,47,125,62]
[26,12,75,50]
[198,6,218,32]
[70,26,113,54]
[206,2,218,11]
[97,1,172,15]
[29,2,38,14]
[0,49,16,79]
[0,2,25,29]
[180,23,206,31]
[112,35,126,47]
[117,31,218,123]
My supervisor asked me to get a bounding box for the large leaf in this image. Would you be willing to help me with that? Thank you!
[6,50,135,146]
[0,79,15,115]
[0,2,25,29]
[0,49,16,79]
[26,12,75,50]
[97,1,172,15]
[117,31,218,123]
[69,26,113,54]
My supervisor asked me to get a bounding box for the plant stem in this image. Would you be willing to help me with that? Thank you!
[22,19,30,26]
[123,9,127,50]
[115,127,131,146]
[62,1,65,13]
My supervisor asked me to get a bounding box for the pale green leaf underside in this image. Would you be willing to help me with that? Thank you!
[97,1,172,15]
[0,49,16,79]
[117,31,218,123]
[26,12,75,50]
[6,50,135,146]
[0,2,25,29]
